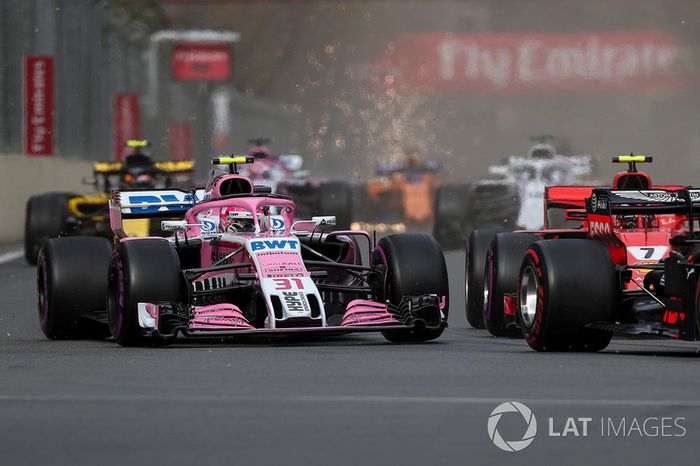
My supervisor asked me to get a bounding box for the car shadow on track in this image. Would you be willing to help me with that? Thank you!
[163,335,450,349]
[600,348,700,358]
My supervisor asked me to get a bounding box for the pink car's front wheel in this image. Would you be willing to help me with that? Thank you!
[372,233,449,343]
[107,239,183,346]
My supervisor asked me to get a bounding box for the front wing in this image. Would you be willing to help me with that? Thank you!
[137,295,446,339]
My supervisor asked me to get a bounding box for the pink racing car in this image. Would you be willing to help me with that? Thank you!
[37,157,448,346]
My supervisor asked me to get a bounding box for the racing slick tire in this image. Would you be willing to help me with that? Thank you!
[24,192,75,264]
[373,233,448,343]
[37,237,112,339]
[518,239,616,352]
[433,183,470,248]
[465,228,509,329]
[107,239,183,346]
[484,232,540,337]
[318,181,353,230]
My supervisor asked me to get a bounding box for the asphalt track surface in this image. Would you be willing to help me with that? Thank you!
[1,246,700,466]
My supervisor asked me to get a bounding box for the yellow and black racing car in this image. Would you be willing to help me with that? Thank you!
[24,140,195,264]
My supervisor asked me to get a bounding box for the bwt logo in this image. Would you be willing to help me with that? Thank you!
[270,217,285,231]
[487,402,537,452]
[250,239,298,251]
[201,219,216,232]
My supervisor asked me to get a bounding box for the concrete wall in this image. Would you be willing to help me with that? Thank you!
[0,155,93,242]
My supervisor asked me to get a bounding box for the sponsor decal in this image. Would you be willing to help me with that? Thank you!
[590,220,612,237]
[589,193,609,213]
[250,239,299,251]
[270,216,286,232]
[123,191,202,213]
[114,93,140,161]
[172,43,231,81]
[24,56,54,156]
[201,219,217,233]
[614,189,700,204]
[380,32,685,94]
[282,291,309,313]
[259,258,306,277]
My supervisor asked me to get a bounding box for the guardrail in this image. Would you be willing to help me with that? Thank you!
[0,155,93,241]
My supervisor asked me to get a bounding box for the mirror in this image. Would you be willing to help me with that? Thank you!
[160,220,189,231]
[312,216,336,226]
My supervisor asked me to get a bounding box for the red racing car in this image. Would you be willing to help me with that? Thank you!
[467,155,691,342]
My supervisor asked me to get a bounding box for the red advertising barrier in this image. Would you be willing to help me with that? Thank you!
[168,122,192,161]
[380,32,684,94]
[24,56,54,156]
[113,93,141,161]
[172,43,231,81]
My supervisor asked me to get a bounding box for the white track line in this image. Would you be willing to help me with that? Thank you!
[0,249,22,265]
[0,394,699,407]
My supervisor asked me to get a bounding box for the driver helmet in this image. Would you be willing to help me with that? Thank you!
[220,209,259,234]
[248,146,272,159]
[120,171,155,189]
[120,155,156,189]
[528,143,556,159]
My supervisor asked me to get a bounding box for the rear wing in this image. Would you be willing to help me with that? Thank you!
[545,186,594,209]
[109,188,205,238]
[94,160,195,176]
[154,160,195,173]
[587,188,700,215]
[375,160,442,176]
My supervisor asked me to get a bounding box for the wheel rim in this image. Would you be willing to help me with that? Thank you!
[519,265,539,329]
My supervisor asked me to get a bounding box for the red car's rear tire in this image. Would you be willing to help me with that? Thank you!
[518,239,616,352]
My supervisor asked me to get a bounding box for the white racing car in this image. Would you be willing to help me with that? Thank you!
[434,139,593,246]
